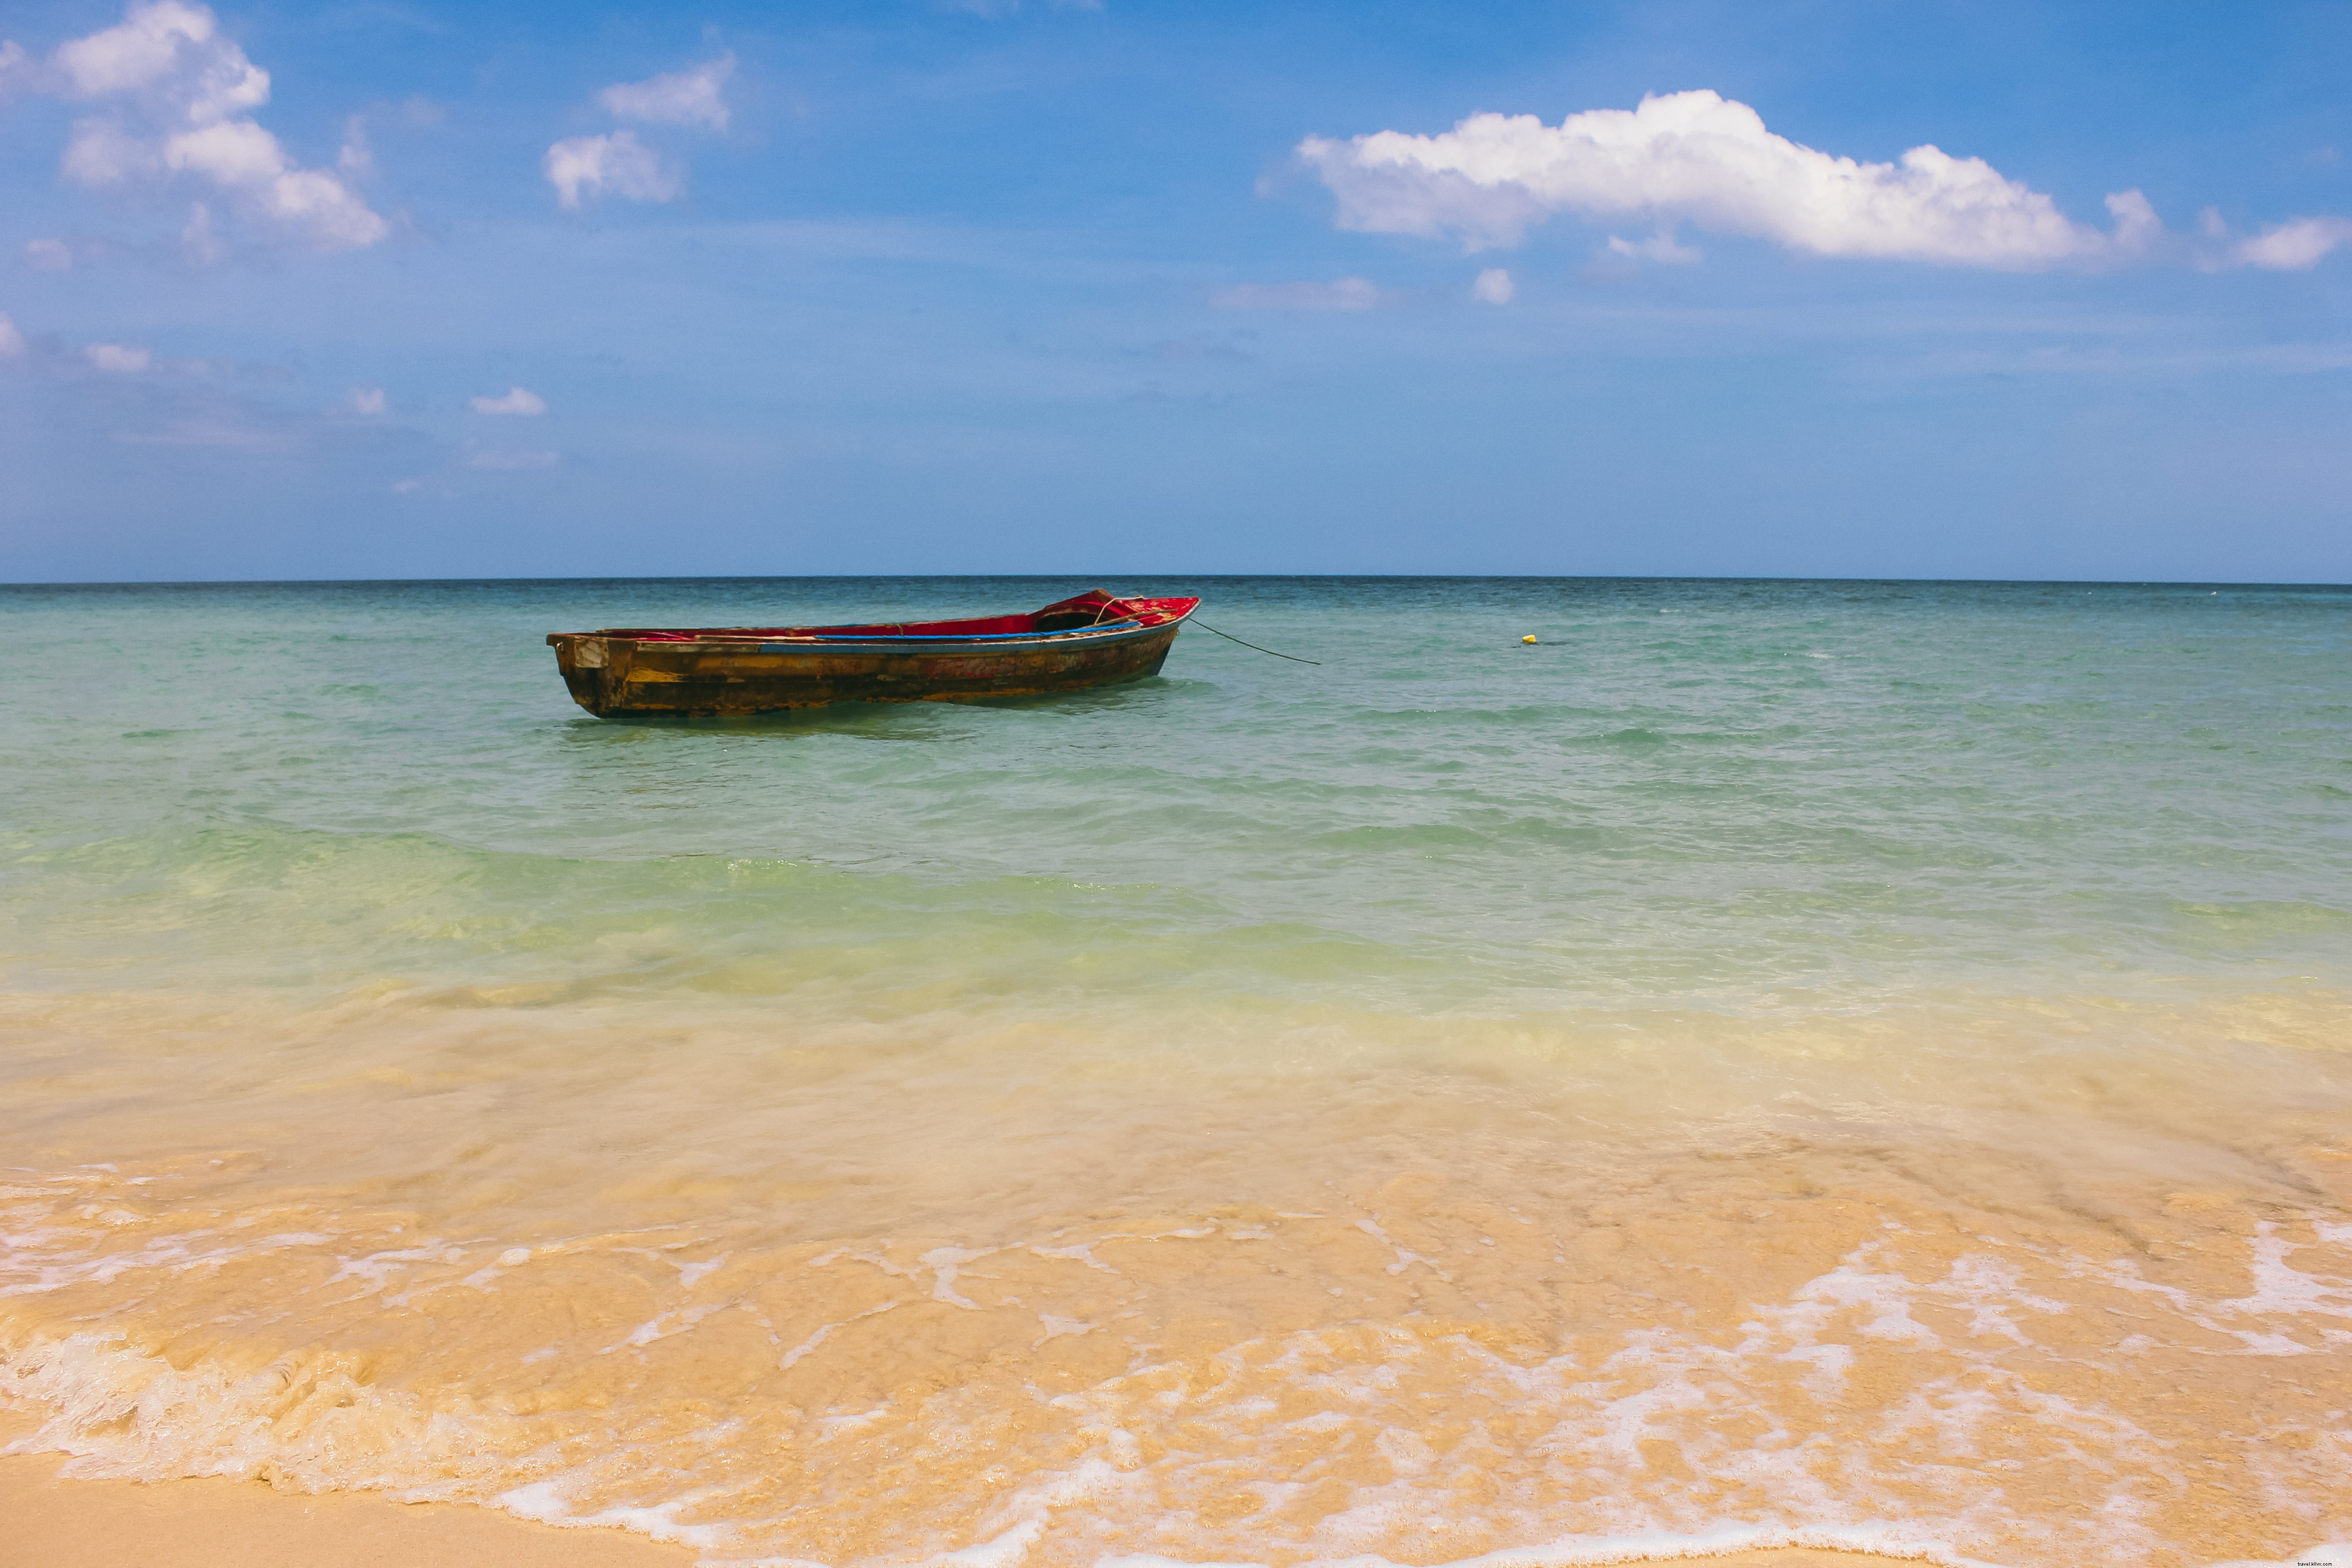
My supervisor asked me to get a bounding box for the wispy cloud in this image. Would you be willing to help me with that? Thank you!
[1212,277,1381,311]
[600,54,733,131]
[545,130,678,209]
[1299,89,2161,270]
[86,342,152,372]
[350,385,386,415]
[22,1,387,255]
[1470,267,1513,304]
[547,54,732,208]
[2230,216,2352,271]
[1606,230,1701,266]
[0,313,25,357]
[337,114,372,177]
[23,238,74,271]
[470,385,546,415]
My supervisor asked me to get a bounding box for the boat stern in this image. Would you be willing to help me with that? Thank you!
[546,632,628,715]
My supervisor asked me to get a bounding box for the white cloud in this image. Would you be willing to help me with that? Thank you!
[1298,89,2158,270]
[249,167,386,250]
[86,342,152,372]
[550,55,731,212]
[351,385,386,415]
[1606,229,1701,265]
[1211,277,1381,311]
[1471,267,1513,304]
[31,2,386,254]
[165,115,282,182]
[469,449,557,470]
[599,54,733,131]
[0,313,25,357]
[2232,216,2352,271]
[390,477,422,494]
[24,238,73,271]
[53,0,266,119]
[471,386,547,416]
[545,130,679,209]
[1608,228,1703,265]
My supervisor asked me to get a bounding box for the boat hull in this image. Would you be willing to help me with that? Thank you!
[546,621,1184,716]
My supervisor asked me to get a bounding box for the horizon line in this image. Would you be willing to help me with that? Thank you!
[5,573,2350,592]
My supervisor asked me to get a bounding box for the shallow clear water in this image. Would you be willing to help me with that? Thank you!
[3,577,2349,1567]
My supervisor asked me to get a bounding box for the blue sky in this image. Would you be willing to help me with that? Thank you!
[1,0,2347,583]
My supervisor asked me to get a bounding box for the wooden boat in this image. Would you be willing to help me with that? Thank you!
[546,588,1200,717]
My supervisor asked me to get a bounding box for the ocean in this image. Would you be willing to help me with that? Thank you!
[3,576,2348,1566]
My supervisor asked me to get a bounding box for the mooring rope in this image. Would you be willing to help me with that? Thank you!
[1190,620,1323,666]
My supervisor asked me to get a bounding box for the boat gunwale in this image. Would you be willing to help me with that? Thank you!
[564,603,1197,656]
[606,618,1149,650]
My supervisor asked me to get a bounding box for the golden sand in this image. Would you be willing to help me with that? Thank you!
[0,1452,682,1568]
[0,1458,1975,1568]
[8,989,2352,1565]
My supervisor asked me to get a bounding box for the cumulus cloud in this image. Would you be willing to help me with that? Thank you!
[0,313,25,357]
[24,1,386,254]
[1470,267,1513,304]
[1298,89,2160,270]
[86,342,152,372]
[351,385,386,415]
[2232,216,2352,271]
[545,130,678,209]
[1212,277,1381,311]
[24,238,73,271]
[471,386,547,415]
[600,54,733,130]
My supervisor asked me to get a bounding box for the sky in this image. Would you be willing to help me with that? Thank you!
[0,0,2347,583]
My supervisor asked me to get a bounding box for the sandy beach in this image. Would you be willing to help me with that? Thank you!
[0,1453,683,1568]
[1,1455,1975,1568]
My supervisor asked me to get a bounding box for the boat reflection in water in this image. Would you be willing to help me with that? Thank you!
[546,588,1200,717]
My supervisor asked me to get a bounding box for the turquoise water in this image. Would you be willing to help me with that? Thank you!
[6,576,2348,1009]
[4,576,2351,1568]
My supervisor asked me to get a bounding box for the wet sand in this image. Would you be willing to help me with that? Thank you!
[0,1454,1956,1568]
[0,1453,684,1568]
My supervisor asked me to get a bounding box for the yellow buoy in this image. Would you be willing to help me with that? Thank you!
[1522,635,1538,644]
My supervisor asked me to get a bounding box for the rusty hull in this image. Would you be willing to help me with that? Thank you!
[545,622,1184,717]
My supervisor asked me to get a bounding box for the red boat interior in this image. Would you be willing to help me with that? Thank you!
[603,590,1200,642]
